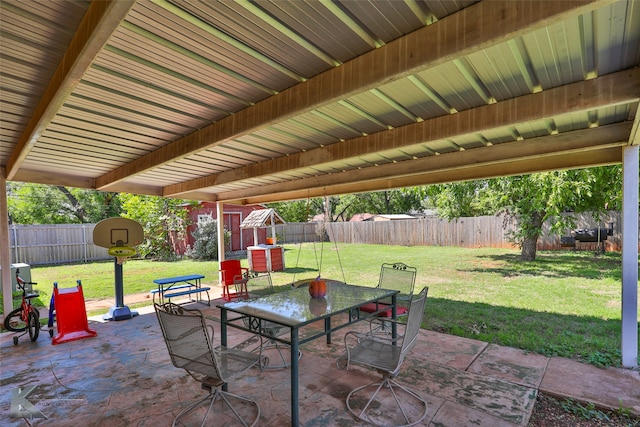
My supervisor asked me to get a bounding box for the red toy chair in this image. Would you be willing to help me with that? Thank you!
[219,260,249,301]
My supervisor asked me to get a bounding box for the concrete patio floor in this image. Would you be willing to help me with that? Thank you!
[1,297,638,427]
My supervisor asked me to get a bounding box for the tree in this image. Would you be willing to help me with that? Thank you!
[336,189,425,220]
[268,189,425,223]
[267,197,341,222]
[119,194,195,261]
[266,200,316,222]
[7,183,122,224]
[425,166,622,261]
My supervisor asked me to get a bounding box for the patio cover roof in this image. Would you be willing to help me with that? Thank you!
[1,0,638,205]
[0,0,638,367]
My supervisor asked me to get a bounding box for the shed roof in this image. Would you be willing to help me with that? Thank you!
[240,209,285,229]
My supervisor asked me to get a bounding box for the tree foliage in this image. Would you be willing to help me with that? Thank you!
[334,189,425,220]
[7,183,121,224]
[267,200,316,222]
[268,189,425,222]
[119,194,194,261]
[425,166,622,261]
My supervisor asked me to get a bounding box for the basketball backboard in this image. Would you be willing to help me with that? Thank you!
[93,218,144,248]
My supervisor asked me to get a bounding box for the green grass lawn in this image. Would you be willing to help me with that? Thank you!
[4,243,637,367]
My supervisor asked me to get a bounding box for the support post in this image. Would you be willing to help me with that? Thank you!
[0,170,12,317]
[621,145,639,367]
[217,202,226,284]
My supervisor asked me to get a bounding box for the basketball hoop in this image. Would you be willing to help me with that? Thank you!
[107,245,137,257]
[93,218,145,321]
[107,245,137,265]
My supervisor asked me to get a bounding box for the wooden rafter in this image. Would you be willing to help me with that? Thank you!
[214,123,628,203]
[224,147,622,205]
[95,0,611,190]
[163,68,640,197]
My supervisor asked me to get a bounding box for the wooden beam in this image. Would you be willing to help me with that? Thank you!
[5,0,134,180]
[164,69,640,197]
[12,169,162,198]
[87,181,163,197]
[226,147,622,205]
[97,0,611,189]
[12,169,96,189]
[629,102,640,146]
[215,124,628,202]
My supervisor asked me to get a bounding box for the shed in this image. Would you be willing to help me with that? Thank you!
[179,203,267,253]
[240,209,286,272]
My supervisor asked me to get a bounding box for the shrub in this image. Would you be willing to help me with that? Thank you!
[187,220,229,260]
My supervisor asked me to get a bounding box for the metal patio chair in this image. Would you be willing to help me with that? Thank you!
[358,262,417,335]
[342,287,429,427]
[155,302,262,427]
[234,272,302,369]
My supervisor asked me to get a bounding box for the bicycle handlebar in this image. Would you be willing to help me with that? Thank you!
[15,268,37,286]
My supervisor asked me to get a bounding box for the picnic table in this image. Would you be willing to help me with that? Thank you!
[151,274,210,306]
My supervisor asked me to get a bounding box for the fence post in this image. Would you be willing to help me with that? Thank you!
[12,225,18,263]
[83,224,88,263]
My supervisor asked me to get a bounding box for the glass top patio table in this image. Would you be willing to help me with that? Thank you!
[218,281,398,427]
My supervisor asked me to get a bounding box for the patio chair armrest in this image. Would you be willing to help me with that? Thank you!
[344,329,397,349]
[368,317,406,336]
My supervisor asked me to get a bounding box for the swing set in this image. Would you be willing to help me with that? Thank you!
[289,195,347,288]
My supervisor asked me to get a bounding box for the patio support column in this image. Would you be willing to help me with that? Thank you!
[621,145,639,368]
[217,202,225,283]
[1,170,13,317]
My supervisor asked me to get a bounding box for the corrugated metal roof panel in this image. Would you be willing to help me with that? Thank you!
[252,0,374,65]
[416,65,488,112]
[128,1,298,92]
[339,0,429,42]
[289,111,359,141]
[347,90,416,129]
[318,103,388,136]
[179,0,333,77]
[2,0,638,207]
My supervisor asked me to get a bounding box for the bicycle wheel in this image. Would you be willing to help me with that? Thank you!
[27,310,40,342]
[3,307,27,332]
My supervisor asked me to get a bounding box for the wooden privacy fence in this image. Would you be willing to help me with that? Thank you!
[275,211,626,250]
[274,217,511,247]
[8,224,110,266]
[320,216,513,248]
[6,211,629,265]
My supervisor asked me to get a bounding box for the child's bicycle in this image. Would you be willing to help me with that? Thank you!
[3,268,41,345]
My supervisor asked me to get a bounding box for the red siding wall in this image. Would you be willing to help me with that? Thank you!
[177,203,267,254]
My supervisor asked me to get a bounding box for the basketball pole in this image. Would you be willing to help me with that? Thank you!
[102,249,138,321]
